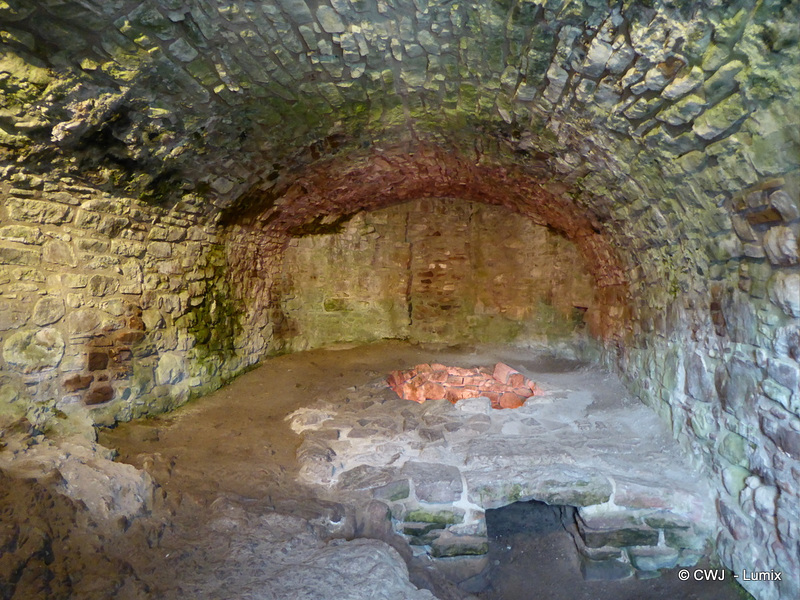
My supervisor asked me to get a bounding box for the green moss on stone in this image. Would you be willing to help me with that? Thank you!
[406,509,463,525]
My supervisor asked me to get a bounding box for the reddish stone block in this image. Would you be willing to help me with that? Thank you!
[84,384,114,405]
[444,388,461,403]
[448,366,475,377]
[387,371,405,390]
[116,330,146,344]
[87,351,108,371]
[509,372,526,388]
[422,381,447,400]
[493,362,517,384]
[430,369,449,382]
[484,392,500,406]
[63,373,94,392]
[499,392,525,409]
[403,378,427,403]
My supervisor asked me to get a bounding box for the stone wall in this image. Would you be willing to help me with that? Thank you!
[616,174,800,600]
[277,198,594,351]
[0,0,798,598]
[0,172,259,433]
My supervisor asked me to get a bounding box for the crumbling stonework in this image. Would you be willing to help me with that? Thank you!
[388,362,540,409]
[0,0,798,598]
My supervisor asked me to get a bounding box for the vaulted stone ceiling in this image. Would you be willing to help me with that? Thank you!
[1,2,799,599]
[5,0,797,331]
[5,0,796,232]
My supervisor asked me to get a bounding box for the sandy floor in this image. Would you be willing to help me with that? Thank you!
[96,341,754,600]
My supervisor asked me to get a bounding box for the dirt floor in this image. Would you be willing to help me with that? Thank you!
[89,341,755,600]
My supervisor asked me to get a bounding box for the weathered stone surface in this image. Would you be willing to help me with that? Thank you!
[32,296,65,326]
[42,239,76,266]
[155,352,186,385]
[0,304,28,331]
[579,556,635,581]
[316,6,345,33]
[63,373,93,392]
[87,351,109,371]
[0,245,39,265]
[2,328,65,373]
[684,351,715,401]
[88,275,120,297]
[769,190,800,221]
[768,272,800,317]
[628,546,680,571]
[763,226,798,266]
[430,530,488,557]
[0,0,799,594]
[761,416,800,461]
[403,462,462,503]
[373,479,410,501]
[578,524,659,548]
[6,199,72,224]
[67,309,102,334]
[0,225,45,245]
[85,383,114,405]
[662,66,704,100]
[266,538,436,599]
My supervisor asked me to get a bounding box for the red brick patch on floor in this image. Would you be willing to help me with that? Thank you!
[387,363,538,409]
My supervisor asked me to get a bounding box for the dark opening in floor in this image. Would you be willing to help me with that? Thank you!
[469,500,753,600]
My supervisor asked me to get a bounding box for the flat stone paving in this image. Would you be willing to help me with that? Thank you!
[289,345,716,567]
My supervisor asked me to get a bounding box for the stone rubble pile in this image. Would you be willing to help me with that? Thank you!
[387,362,539,409]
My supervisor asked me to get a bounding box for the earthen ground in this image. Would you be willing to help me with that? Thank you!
[99,341,754,599]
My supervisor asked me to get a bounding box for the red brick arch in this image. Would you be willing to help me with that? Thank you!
[226,143,630,339]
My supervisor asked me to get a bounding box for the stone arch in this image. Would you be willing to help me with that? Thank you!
[222,144,631,346]
[0,0,797,598]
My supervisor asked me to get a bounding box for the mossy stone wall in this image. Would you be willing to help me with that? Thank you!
[277,198,593,351]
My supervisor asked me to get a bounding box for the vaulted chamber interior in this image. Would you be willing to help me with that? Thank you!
[0,0,798,599]
[273,198,595,350]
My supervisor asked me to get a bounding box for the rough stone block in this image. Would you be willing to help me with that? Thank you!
[768,272,800,317]
[405,508,463,525]
[67,309,102,334]
[63,373,94,392]
[0,225,44,245]
[429,530,488,557]
[761,415,800,460]
[403,461,462,503]
[84,383,114,405]
[578,523,659,549]
[32,296,65,326]
[87,351,109,371]
[628,546,680,571]
[769,190,800,221]
[155,352,186,385]
[6,199,73,224]
[2,328,65,373]
[763,226,798,266]
[0,246,40,266]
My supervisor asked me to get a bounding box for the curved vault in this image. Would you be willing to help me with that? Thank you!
[224,144,629,342]
[0,1,798,599]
